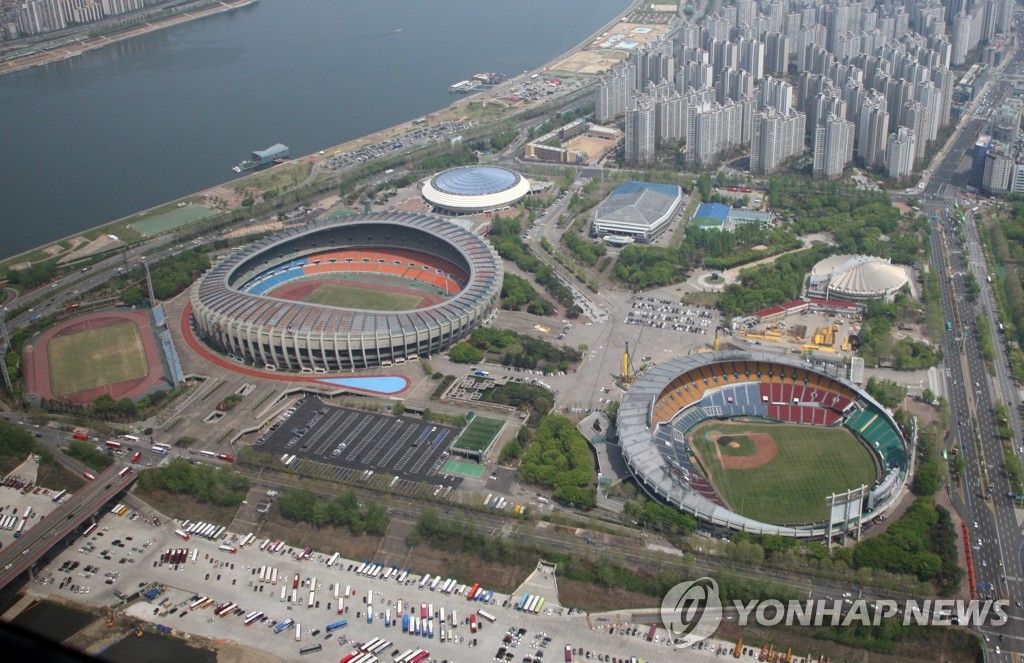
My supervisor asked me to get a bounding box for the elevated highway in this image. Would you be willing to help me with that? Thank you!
[0,463,136,590]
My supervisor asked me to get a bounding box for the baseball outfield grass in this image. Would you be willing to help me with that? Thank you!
[689,420,878,525]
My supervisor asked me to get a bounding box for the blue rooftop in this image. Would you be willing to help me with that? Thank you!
[693,203,731,222]
[431,166,521,196]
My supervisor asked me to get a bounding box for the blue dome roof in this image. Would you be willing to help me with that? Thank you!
[431,166,521,196]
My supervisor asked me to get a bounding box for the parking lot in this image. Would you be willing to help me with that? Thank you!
[253,398,462,491]
[29,504,744,662]
[624,297,718,334]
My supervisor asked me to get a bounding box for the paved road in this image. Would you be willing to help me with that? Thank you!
[0,461,135,590]
[922,21,1024,656]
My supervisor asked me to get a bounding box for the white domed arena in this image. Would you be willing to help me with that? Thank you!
[807,255,909,303]
[421,165,531,215]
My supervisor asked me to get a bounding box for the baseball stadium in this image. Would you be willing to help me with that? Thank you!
[189,212,502,371]
[617,351,909,539]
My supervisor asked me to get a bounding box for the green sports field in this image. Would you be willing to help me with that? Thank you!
[128,205,216,236]
[453,416,504,453]
[48,322,147,397]
[302,282,424,311]
[689,421,878,525]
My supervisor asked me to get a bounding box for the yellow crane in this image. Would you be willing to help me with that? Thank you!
[621,341,637,386]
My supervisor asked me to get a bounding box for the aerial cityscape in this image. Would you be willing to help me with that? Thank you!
[0,0,1023,662]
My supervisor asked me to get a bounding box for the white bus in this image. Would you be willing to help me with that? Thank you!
[477,609,496,623]
[327,552,339,568]
[418,574,431,589]
[429,576,441,591]
[151,443,170,455]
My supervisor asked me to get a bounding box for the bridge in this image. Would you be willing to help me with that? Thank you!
[0,463,136,590]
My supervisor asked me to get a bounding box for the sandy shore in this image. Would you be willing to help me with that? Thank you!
[0,0,257,77]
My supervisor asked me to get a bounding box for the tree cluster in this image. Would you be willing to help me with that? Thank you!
[276,487,389,536]
[768,178,920,263]
[467,327,581,373]
[136,457,249,507]
[718,245,831,317]
[64,440,115,472]
[852,497,962,595]
[612,244,692,289]
[0,421,41,474]
[624,498,697,540]
[561,232,606,267]
[856,297,942,369]
[517,414,595,506]
[500,273,554,315]
[864,377,907,409]
[480,382,553,421]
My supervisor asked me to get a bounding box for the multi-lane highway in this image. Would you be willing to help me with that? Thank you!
[923,28,1024,656]
[0,461,136,591]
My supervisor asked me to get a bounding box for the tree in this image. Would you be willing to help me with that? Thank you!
[449,342,484,363]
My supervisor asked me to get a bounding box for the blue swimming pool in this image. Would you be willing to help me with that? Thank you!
[316,375,409,394]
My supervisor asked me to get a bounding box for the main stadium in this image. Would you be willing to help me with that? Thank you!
[189,212,502,371]
[618,351,909,539]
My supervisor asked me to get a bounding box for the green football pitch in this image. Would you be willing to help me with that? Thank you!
[453,416,504,453]
[48,321,147,397]
[689,421,878,525]
[302,282,424,311]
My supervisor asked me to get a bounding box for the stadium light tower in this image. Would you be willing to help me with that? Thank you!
[142,259,156,309]
[0,309,12,392]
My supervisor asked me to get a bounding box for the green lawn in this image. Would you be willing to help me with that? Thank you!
[453,416,504,453]
[48,322,147,397]
[689,421,878,525]
[302,282,423,311]
[128,205,216,236]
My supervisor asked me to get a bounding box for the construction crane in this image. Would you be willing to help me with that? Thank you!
[621,341,637,386]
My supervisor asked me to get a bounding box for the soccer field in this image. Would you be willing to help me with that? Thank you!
[689,421,878,525]
[454,417,504,453]
[302,282,424,311]
[48,322,148,397]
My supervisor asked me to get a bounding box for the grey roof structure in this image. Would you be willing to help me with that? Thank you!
[592,181,682,241]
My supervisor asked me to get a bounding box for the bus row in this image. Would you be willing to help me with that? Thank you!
[109,504,129,517]
[391,649,430,663]
[280,453,299,467]
[0,514,26,533]
[516,594,547,614]
[257,565,280,585]
[258,538,286,554]
[238,532,255,548]
[356,561,410,583]
[151,443,171,455]
[160,548,196,566]
[179,520,226,541]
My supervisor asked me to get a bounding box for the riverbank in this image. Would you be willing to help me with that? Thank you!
[0,0,257,77]
[0,0,663,272]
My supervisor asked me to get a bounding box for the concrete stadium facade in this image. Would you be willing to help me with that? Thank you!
[189,212,502,371]
[617,351,909,539]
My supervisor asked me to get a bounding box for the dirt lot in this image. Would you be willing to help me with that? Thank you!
[131,488,240,528]
[256,514,382,562]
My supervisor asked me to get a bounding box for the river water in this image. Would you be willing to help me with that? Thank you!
[0,0,630,259]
